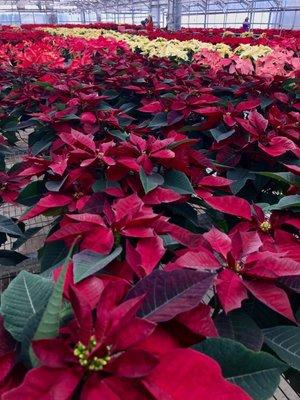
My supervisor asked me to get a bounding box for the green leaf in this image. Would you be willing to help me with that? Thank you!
[17,181,45,206]
[160,234,179,247]
[31,136,53,156]
[102,89,119,100]
[45,176,68,192]
[0,215,22,236]
[108,130,129,141]
[194,338,287,400]
[260,97,274,110]
[39,241,69,272]
[263,326,300,372]
[148,112,168,128]
[0,250,27,266]
[31,240,77,364]
[167,203,199,228]
[256,172,300,187]
[1,271,53,342]
[270,195,300,210]
[92,178,121,193]
[73,246,122,283]
[139,169,164,194]
[32,268,66,342]
[227,168,255,194]
[163,170,195,194]
[33,81,54,91]
[211,128,235,142]
[119,103,136,113]
[20,308,45,366]
[60,114,80,121]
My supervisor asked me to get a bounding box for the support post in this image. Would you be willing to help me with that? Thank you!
[81,10,86,24]
[95,10,101,22]
[150,0,161,27]
[166,0,182,30]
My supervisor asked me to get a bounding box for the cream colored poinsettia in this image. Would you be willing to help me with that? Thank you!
[42,27,272,62]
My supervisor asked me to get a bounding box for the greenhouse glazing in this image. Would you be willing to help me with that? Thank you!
[0,0,299,29]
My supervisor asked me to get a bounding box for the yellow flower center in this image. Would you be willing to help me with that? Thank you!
[233,262,243,272]
[73,191,84,199]
[73,336,111,372]
[260,220,271,232]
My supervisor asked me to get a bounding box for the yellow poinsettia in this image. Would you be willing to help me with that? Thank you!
[234,43,272,60]
[42,27,272,62]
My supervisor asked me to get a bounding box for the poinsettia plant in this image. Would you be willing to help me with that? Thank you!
[0,24,299,400]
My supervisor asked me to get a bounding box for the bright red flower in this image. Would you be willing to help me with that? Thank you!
[110,134,175,175]
[45,195,164,257]
[172,227,298,321]
[0,172,28,203]
[2,282,249,400]
[223,99,260,127]
[0,317,25,396]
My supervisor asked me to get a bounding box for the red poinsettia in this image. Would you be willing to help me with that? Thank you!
[236,109,299,157]
[45,194,164,257]
[171,227,299,321]
[0,317,25,396]
[20,169,96,221]
[2,281,249,400]
[231,204,300,246]
[0,172,28,203]
[223,98,260,127]
[109,134,175,176]
[194,174,251,219]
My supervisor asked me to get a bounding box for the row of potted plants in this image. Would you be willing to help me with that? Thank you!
[0,26,299,399]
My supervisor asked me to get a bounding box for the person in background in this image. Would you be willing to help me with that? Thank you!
[146,15,154,33]
[242,17,250,31]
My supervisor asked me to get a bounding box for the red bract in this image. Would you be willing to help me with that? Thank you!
[20,169,96,220]
[60,129,116,167]
[173,227,298,320]
[0,317,25,396]
[223,99,260,127]
[108,134,175,176]
[0,172,28,203]
[232,204,300,247]
[2,282,249,400]
[194,175,251,219]
[45,194,165,258]
[0,25,299,400]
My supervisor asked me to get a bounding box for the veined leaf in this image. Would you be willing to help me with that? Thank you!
[73,246,122,283]
[163,170,195,195]
[263,326,300,372]
[1,271,53,342]
[17,181,45,207]
[256,172,300,187]
[32,241,77,342]
[126,269,215,322]
[195,338,287,400]
[140,169,164,194]
[0,215,22,236]
[270,195,300,210]
[39,241,70,273]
